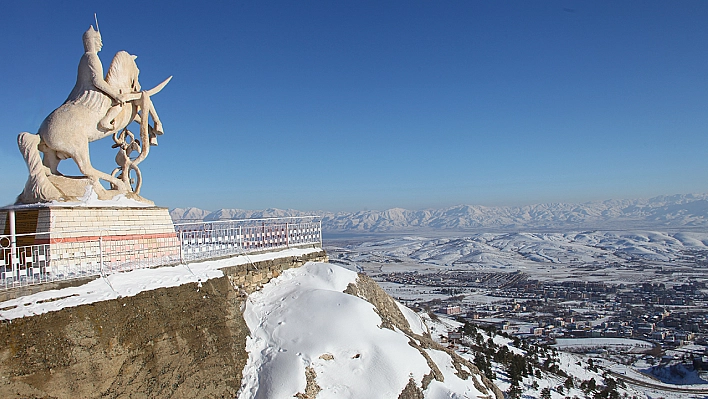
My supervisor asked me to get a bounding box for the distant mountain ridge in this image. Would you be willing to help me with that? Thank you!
[170,193,708,232]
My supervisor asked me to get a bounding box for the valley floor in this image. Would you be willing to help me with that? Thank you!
[325,230,708,398]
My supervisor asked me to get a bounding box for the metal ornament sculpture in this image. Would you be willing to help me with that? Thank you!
[16,23,171,204]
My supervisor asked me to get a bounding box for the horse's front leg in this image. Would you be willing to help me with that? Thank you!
[130,93,160,129]
[121,159,132,188]
[130,163,143,195]
[131,113,156,137]
[143,94,164,135]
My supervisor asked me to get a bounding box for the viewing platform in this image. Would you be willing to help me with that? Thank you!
[0,206,323,301]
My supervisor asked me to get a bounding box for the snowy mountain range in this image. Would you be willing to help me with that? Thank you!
[170,193,708,232]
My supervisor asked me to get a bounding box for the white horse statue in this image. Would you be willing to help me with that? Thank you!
[17,27,170,204]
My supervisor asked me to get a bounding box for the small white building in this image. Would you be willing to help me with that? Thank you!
[443,305,461,315]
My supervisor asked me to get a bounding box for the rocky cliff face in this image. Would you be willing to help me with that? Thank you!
[344,273,503,399]
[0,276,248,398]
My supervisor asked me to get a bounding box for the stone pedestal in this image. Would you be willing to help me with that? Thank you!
[0,206,180,282]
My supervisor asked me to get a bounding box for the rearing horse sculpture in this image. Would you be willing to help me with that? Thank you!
[17,45,170,204]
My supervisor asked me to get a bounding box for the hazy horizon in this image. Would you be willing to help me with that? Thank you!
[168,191,707,214]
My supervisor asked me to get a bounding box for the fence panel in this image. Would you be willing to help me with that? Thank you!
[0,216,321,291]
[175,217,321,263]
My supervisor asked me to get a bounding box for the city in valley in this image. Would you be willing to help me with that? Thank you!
[326,230,708,397]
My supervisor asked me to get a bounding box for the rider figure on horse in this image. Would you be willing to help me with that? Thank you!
[70,25,162,146]
[67,26,129,130]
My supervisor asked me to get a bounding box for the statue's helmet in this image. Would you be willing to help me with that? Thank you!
[82,26,102,51]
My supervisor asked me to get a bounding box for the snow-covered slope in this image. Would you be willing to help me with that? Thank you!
[171,193,708,232]
[238,262,502,399]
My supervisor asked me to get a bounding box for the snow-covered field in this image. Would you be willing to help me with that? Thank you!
[326,230,708,284]
[234,261,708,399]
[553,338,653,352]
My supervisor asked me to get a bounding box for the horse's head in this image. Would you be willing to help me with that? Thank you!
[106,51,141,93]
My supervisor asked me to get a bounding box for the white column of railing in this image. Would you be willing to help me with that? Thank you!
[99,235,104,277]
[9,210,16,283]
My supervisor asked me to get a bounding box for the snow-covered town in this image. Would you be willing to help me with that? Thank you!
[379,271,708,347]
[325,228,708,398]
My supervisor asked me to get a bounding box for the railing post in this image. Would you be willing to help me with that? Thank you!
[179,229,184,264]
[99,235,104,276]
[9,209,17,283]
[286,223,290,248]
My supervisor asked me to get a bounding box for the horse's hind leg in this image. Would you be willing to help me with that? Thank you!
[72,146,129,193]
[41,148,62,176]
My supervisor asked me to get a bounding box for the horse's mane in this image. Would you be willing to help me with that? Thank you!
[105,51,137,89]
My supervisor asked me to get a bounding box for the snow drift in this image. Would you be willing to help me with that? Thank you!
[238,262,502,399]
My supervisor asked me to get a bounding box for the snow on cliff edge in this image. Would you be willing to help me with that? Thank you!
[238,262,502,399]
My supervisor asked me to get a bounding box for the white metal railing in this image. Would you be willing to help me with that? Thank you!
[0,216,321,291]
[176,216,322,262]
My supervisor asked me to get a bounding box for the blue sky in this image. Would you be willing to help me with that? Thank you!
[1,1,707,212]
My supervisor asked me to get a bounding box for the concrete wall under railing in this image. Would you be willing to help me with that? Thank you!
[222,248,328,294]
[0,245,327,302]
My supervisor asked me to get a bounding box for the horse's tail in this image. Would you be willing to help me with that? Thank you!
[17,132,62,203]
